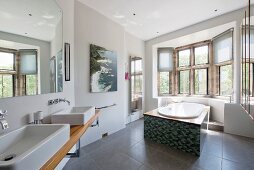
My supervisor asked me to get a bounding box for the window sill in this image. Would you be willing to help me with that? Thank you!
[155,95,231,102]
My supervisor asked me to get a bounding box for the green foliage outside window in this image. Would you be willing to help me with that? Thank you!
[159,72,170,94]
[179,70,190,94]
[220,65,233,96]
[0,75,13,98]
[26,75,37,96]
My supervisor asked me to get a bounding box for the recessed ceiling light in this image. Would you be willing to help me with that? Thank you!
[28,13,32,16]
[113,14,125,19]
[42,14,55,19]
[133,13,136,16]
[214,9,218,12]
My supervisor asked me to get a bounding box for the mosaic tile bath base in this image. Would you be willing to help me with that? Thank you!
[144,115,202,156]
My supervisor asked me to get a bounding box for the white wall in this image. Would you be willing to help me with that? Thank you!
[74,1,124,146]
[74,1,145,146]
[0,0,75,134]
[224,103,254,138]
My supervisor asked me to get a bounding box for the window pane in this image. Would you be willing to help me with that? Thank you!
[194,45,208,65]
[135,59,142,73]
[131,61,135,74]
[0,52,14,70]
[220,65,233,95]
[195,69,207,95]
[178,49,190,67]
[131,59,142,74]
[131,75,142,101]
[242,27,254,58]
[159,72,170,94]
[179,70,190,94]
[242,63,253,96]
[20,50,37,74]
[0,74,13,98]
[158,48,173,71]
[134,75,142,94]
[26,75,37,95]
[214,31,233,63]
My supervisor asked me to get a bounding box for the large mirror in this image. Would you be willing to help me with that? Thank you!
[130,56,143,113]
[0,0,63,99]
[241,0,254,118]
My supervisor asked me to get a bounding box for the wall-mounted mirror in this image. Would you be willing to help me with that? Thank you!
[130,56,143,113]
[0,0,63,99]
[241,0,254,119]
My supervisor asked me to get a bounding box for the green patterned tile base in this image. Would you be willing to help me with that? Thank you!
[144,115,201,156]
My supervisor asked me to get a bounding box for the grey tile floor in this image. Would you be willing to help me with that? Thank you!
[63,119,254,170]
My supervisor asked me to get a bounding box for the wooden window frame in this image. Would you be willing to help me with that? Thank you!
[176,41,210,96]
[157,37,234,97]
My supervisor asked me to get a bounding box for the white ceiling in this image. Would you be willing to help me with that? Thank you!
[0,39,38,50]
[155,22,235,48]
[78,0,252,40]
[0,0,62,41]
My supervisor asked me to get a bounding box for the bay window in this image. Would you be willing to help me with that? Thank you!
[157,28,233,97]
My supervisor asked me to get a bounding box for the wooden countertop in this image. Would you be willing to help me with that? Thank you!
[40,110,101,170]
[144,106,209,125]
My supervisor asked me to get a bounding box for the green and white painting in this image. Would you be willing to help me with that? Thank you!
[90,44,117,92]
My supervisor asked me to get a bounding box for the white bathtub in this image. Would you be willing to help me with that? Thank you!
[158,102,205,119]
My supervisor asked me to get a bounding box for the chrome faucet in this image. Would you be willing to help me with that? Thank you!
[58,98,71,105]
[0,110,9,130]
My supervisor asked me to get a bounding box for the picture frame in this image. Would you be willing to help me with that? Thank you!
[64,43,70,81]
[90,44,117,93]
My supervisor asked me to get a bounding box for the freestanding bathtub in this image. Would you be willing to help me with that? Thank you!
[158,102,205,119]
[144,102,210,156]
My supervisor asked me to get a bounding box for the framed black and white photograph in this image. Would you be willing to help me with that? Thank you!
[64,43,70,81]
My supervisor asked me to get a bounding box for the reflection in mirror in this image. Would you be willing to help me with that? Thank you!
[130,57,143,113]
[241,0,254,119]
[0,0,63,99]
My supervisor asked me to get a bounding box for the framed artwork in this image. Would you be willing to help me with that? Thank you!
[64,43,70,81]
[90,44,117,92]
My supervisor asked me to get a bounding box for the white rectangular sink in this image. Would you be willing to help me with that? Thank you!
[51,106,95,125]
[0,124,69,170]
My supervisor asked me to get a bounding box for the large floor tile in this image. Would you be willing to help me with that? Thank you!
[64,119,254,170]
[222,159,253,170]
[201,141,222,158]
[79,139,107,157]
[126,140,186,170]
[190,154,222,170]
[92,152,142,170]
[63,155,102,170]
